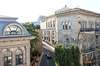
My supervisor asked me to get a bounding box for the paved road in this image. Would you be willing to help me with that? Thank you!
[39,44,55,66]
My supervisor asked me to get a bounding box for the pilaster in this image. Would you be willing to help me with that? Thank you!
[26,45,30,66]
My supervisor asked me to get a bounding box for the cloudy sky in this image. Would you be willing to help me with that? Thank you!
[0,0,100,23]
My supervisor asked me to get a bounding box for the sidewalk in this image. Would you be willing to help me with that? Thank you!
[31,52,44,66]
[42,41,55,52]
[37,52,44,66]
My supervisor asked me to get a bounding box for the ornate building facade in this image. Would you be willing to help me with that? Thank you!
[0,16,35,66]
[40,6,100,66]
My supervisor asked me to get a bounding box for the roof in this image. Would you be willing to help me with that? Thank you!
[0,20,30,37]
[55,6,72,14]
[55,6,100,15]
[40,14,55,20]
[0,15,18,20]
[74,8,100,15]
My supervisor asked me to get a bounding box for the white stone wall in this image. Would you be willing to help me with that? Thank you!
[40,7,100,66]
[56,12,80,46]
[0,39,31,66]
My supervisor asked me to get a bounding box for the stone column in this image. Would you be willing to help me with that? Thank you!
[80,54,83,66]
[13,51,16,66]
[26,45,30,66]
[1,49,4,66]
[64,22,66,29]
[23,46,26,66]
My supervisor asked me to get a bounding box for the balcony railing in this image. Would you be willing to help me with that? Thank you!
[81,48,95,53]
[95,28,100,31]
[80,28,94,32]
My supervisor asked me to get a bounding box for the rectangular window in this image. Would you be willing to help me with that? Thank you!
[66,21,67,29]
[63,22,64,29]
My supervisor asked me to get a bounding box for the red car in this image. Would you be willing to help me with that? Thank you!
[45,53,52,59]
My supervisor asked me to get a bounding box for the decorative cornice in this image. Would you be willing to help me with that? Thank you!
[0,36,35,42]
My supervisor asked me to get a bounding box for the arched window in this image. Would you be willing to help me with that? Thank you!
[5,25,22,35]
[62,22,64,29]
[68,21,71,29]
[16,49,23,65]
[66,21,67,29]
[4,51,12,66]
[66,38,70,47]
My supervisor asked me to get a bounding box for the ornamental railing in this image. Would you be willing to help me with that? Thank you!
[80,28,94,32]
[95,28,100,31]
[81,48,95,53]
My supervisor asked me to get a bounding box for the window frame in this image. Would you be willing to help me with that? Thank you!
[66,21,67,29]
[5,25,22,35]
[4,51,12,66]
[68,21,71,29]
[62,22,64,29]
[16,49,23,65]
[3,23,24,36]
[66,38,70,47]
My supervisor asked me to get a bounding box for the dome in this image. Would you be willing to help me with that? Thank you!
[0,20,30,37]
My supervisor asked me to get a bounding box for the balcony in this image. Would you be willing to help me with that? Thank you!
[80,28,94,32]
[81,48,95,53]
[95,28,100,31]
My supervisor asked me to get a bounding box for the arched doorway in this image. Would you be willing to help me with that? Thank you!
[66,38,70,47]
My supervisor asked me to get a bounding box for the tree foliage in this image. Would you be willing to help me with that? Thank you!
[22,22,39,61]
[54,45,81,66]
[31,23,40,29]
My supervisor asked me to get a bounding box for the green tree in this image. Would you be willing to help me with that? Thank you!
[74,46,81,66]
[31,23,35,29]
[31,23,40,29]
[22,22,39,61]
[35,25,40,29]
[54,45,81,66]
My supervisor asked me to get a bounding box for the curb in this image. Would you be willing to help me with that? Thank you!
[43,41,55,52]
[37,52,44,66]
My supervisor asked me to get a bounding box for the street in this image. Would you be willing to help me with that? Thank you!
[39,43,55,66]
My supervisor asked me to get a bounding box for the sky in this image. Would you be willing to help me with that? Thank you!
[0,0,100,23]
